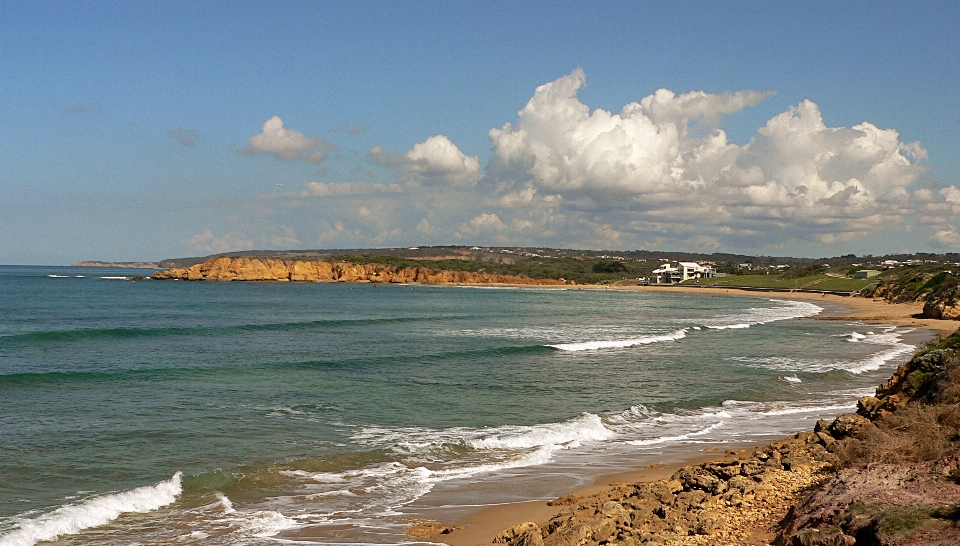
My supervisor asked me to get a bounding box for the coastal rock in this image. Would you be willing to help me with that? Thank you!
[495,522,544,546]
[542,520,592,546]
[672,467,727,495]
[151,257,568,286]
[923,300,960,320]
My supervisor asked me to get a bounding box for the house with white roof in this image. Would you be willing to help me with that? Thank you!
[649,261,715,285]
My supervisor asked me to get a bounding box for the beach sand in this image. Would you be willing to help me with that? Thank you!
[420,286,958,545]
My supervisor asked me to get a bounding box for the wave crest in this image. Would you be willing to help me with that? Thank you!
[0,473,182,546]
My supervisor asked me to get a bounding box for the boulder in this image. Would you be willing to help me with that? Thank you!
[495,522,544,546]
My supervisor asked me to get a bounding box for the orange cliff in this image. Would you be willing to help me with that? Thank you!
[152,256,568,286]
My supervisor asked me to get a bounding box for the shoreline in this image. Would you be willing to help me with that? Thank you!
[439,281,955,335]
[417,287,954,545]
[433,447,769,546]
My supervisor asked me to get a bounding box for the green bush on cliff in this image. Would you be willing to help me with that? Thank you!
[327,253,651,284]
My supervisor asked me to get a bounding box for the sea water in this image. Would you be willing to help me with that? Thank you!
[0,265,926,545]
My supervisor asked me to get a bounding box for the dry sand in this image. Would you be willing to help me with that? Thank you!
[420,286,958,545]
[606,284,958,334]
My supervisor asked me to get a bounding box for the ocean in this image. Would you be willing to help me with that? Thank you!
[0,265,925,545]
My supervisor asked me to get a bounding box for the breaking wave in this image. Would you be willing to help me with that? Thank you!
[0,473,182,546]
[548,329,688,351]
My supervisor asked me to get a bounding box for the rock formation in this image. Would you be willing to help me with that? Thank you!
[152,256,567,285]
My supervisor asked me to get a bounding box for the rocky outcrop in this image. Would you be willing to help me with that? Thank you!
[923,300,960,320]
[152,257,567,285]
[872,272,960,321]
[494,434,835,546]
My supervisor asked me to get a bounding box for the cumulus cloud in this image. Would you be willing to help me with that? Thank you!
[300,181,402,197]
[466,213,507,232]
[188,231,254,253]
[168,128,200,147]
[265,226,301,248]
[485,69,937,247]
[370,135,481,187]
[247,70,957,253]
[241,116,335,163]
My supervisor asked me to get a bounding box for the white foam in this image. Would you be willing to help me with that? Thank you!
[757,402,855,416]
[0,473,182,546]
[467,413,615,450]
[99,276,128,280]
[216,492,235,514]
[626,421,725,446]
[701,299,822,330]
[781,375,802,383]
[549,329,687,351]
[730,328,915,375]
[352,412,615,455]
[46,274,69,278]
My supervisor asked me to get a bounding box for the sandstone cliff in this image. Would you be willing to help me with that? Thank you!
[152,256,567,285]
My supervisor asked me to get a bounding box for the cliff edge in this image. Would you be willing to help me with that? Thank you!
[152,256,567,285]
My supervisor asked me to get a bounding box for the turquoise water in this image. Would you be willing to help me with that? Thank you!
[0,266,922,545]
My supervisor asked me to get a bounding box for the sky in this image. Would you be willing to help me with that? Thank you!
[2,1,959,264]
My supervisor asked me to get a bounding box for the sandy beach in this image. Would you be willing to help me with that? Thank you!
[424,286,958,545]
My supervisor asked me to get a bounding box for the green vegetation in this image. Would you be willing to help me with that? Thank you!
[328,253,651,285]
[693,273,874,292]
[876,266,959,302]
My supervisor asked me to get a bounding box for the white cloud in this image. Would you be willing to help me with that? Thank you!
[932,230,960,249]
[485,69,932,247]
[370,135,481,187]
[265,226,300,248]
[187,231,254,254]
[416,218,436,235]
[245,70,958,253]
[241,116,335,163]
[300,181,402,197]
[465,213,507,232]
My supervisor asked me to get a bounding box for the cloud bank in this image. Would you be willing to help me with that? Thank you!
[484,69,930,246]
[231,70,957,255]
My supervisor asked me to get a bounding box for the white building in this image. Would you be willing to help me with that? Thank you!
[650,261,715,284]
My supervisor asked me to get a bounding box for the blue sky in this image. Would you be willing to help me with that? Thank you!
[2,1,959,264]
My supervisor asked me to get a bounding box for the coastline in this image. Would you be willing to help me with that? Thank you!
[603,284,957,335]
[417,286,955,545]
[432,449,769,546]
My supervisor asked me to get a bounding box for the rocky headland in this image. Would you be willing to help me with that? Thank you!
[152,256,567,285]
[872,273,960,321]
[481,329,960,546]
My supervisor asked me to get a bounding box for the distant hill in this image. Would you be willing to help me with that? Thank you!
[157,245,960,271]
